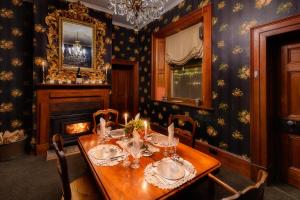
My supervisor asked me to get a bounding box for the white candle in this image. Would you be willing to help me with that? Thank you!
[124,113,128,125]
[42,61,45,73]
[144,120,147,136]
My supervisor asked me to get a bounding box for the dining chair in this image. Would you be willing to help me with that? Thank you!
[92,109,119,132]
[52,134,99,200]
[208,170,268,200]
[168,114,197,147]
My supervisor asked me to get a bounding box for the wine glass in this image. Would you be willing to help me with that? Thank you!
[96,126,105,144]
[130,140,142,169]
[170,137,179,158]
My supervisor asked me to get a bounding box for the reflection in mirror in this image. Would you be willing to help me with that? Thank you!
[61,20,94,69]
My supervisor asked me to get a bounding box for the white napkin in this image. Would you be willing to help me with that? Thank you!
[168,123,174,144]
[133,130,141,149]
[134,113,140,120]
[100,117,106,135]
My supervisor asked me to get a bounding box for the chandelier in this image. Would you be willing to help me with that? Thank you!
[63,32,87,64]
[108,0,168,30]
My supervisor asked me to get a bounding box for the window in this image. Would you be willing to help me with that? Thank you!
[151,4,212,109]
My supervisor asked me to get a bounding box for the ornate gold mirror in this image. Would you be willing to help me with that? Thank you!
[60,18,95,71]
[45,2,106,82]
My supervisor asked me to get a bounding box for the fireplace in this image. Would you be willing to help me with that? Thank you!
[50,111,94,146]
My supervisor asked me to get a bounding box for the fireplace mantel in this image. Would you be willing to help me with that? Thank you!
[35,84,110,154]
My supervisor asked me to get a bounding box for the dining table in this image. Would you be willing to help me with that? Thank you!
[78,132,221,200]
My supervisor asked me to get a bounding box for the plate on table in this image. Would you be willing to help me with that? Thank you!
[92,144,122,160]
[110,128,125,138]
[149,133,169,147]
[156,159,185,180]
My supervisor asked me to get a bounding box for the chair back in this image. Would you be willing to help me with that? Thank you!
[168,114,197,147]
[93,109,119,132]
[52,134,71,200]
[223,170,268,200]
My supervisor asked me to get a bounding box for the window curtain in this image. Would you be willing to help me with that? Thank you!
[165,23,203,65]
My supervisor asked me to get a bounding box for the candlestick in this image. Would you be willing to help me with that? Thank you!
[124,113,128,125]
[42,61,46,84]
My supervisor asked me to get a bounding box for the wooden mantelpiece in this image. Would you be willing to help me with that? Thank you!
[35,84,110,154]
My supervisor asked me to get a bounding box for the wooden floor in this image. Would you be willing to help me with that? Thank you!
[0,154,299,200]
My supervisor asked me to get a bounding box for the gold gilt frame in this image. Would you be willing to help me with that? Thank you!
[59,17,96,72]
[45,2,106,82]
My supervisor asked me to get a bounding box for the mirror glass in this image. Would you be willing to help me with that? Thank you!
[61,20,94,69]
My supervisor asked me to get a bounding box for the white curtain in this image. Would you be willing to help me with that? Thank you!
[166,23,203,65]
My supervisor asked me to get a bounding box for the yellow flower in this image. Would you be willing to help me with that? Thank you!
[219,142,228,150]
[11,89,23,97]
[11,27,23,37]
[213,54,218,63]
[11,119,23,129]
[207,126,218,137]
[232,88,243,97]
[219,63,228,71]
[0,103,13,112]
[217,1,226,9]
[239,20,257,35]
[212,91,218,99]
[114,46,120,52]
[172,16,180,22]
[238,110,250,124]
[218,103,228,111]
[0,71,13,81]
[232,46,244,54]
[217,80,225,87]
[238,66,250,80]
[212,17,218,26]
[277,2,293,14]
[233,3,244,13]
[217,118,226,126]
[255,0,272,9]
[105,37,112,45]
[11,58,23,67]
[232,130,244,140]
[34,24,46,33]
[219,24,228,32]
[0,40,14,49]
[0,9,14,19]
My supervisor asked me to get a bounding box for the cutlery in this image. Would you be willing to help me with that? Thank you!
[98,155,125,164]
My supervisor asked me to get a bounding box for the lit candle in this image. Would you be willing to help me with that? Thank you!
[144,120,148,137]
[124,113,128,125]
[42,61,46,73]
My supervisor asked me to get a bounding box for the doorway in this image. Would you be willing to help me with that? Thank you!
[111,59,139,123]
[251,14,300,188]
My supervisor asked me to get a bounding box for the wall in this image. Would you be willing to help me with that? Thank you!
[0,1,33,137]
[138,0,300,158]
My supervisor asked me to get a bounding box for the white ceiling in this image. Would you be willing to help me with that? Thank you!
[68,0,183,30]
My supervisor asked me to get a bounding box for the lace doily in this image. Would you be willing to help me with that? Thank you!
[116,139,160,153]
[148,133,169,147]
[144,157,197,190]
[88,144,124,166]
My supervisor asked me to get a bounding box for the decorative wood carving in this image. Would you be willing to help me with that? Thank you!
[45,1,106,82]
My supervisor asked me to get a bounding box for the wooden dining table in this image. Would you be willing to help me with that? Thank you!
[78,133,221,200]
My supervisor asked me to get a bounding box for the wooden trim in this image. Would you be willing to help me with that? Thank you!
[151,4,212,108]
[111,58,139,115]
[194,140,251,178]
[250,14,300,180]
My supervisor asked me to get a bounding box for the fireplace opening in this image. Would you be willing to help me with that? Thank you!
[65,122,91,135]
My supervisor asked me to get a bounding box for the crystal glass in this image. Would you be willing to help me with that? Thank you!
[170,137,179,158]
[130,140,142,169]
[163,140,169,157]
[96,126,105,144]
[122,150,131,167]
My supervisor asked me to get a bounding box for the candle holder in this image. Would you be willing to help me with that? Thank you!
[41,60,47,84]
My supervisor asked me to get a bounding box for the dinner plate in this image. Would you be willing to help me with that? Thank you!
[149,133,169,147]
[110,128,125,138]
[156,159,185,180]
[92,144,122,160]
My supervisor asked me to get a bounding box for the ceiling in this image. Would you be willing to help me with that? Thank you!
[68,0,183,29]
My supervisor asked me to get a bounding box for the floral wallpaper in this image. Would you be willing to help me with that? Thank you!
[137,0,300,158]
[112,25,139,62]
[0,1,33,137]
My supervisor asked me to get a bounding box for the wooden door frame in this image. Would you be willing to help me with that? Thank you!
[111,58,139,115]
[250,14,300,179]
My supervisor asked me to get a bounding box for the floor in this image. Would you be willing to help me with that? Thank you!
[0,154,299,200]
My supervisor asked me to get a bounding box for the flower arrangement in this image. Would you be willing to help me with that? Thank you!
[124,119,144,134]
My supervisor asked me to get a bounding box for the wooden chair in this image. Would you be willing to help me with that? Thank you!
[168,114,197,147]
[92,109,119,132]
[208,170,268,200]
[52,134,99,200]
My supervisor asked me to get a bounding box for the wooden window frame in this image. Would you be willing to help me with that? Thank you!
[151,4,212,109]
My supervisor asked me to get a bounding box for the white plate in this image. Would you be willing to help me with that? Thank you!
[92,144,122,160]
[149,133,169,147]
[156,159,185,180]
[110,129,125,138]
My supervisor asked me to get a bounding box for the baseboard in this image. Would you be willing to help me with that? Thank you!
[194,140,251,178]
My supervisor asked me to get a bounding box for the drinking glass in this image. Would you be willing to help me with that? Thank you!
[130,141,142,169]
[122,150,131,167]
[170,137,179,158]
[96,126,105,144]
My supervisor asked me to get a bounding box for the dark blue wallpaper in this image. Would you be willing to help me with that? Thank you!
[137,0,300,158]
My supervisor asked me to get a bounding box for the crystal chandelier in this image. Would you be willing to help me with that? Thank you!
[108,0,168,30]
[63,32,87,64]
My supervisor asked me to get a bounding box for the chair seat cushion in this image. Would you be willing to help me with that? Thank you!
[68,175,99,200]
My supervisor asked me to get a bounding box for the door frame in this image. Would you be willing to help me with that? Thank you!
[250,14,300,179]
[111,58,139,115]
